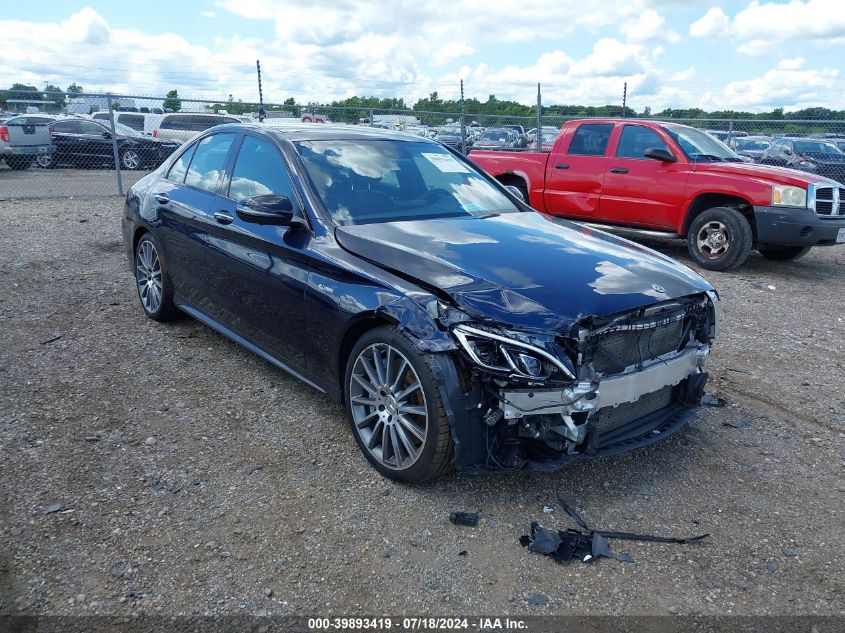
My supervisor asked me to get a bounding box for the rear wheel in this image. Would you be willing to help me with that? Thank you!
[121,148,141,170]
[36,153,54,169]
[687,206,753,271]
[5,156,32,170]
[758,245,811,261]
[134,233,180,322]
[344,326,454,483]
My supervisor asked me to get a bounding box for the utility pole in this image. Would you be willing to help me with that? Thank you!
[622,81,627,116]
[460,79,466,155]
[535,83,542,151]
[256,59,265,122]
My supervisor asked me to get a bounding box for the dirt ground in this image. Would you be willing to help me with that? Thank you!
[1,198,843,620]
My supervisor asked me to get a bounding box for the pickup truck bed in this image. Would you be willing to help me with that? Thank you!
[1,119,54,170]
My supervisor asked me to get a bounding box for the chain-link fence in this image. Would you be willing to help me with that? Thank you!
[3,91,845,200]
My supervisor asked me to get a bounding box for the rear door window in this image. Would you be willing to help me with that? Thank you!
[567,123,613,156]
[185,133,236,192]
[119,114,145,131]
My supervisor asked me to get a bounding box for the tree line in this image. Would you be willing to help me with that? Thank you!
[3,83,845,124]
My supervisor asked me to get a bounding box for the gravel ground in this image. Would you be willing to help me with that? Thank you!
[1,198,843,619]
[0,166,146,200]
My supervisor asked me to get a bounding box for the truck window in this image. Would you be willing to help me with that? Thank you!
[616,125,669,159]
[567,123,613,156]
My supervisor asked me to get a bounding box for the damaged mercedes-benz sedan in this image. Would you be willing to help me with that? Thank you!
[122,124,719,483]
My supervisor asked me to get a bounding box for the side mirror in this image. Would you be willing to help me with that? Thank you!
[236,194,302,226]
[783,148,792,155]
[505,185,525,202]
[101,131,111,139]
[644,147,677,162]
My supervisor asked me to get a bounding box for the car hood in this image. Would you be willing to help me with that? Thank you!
[696,160,832,185]
[335,212,713,333]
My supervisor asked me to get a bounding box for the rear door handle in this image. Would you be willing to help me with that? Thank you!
[610,167,629,174]
[554,163,569,169]
[154,193,170,204]
[213,211,234,225]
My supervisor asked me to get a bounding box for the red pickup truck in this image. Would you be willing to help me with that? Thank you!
[470,119,845,270]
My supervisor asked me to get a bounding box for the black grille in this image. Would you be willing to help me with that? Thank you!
[592,319,684,375]
[594,385,675,436]
[814,186,843,216]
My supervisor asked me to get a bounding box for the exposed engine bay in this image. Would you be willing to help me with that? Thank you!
[445,292,719,473]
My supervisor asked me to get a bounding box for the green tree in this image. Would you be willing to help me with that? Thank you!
[44,83,65,109]
[66,83,84,94]
[0,82,39,108]
[162,89,181,112]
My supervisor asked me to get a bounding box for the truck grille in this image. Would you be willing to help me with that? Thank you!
[814,186,843,216]
[593,319,684,375]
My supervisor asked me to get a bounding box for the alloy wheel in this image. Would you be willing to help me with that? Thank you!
[135,240,163,314]
[696,220,730,258]
[349,343,428,470]
[36,153,53,168]
[122,149,140,170]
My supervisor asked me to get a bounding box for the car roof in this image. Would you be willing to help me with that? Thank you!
[210,122,439,144]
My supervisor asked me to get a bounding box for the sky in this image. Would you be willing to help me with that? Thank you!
[1,0,844,112]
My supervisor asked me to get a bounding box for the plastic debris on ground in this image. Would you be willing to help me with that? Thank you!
[449,511,479,527]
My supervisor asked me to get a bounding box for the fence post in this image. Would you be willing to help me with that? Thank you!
[727,119,734,145]
[107,94,123,197]
[535,83,542,152]
[369,109,374,127]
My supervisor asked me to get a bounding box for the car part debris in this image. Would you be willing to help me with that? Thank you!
[557,495,589,530]
[723,416,752,429]
[449,511,479,527]
[520,520,708,565]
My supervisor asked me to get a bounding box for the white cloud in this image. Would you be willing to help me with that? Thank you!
[732,0,845,41]
[689,7,730,38]
[622,9,680,43]
[710,62,839,111]
[200,11,216,18]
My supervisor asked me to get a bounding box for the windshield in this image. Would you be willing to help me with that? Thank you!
[113,122,144,138]
[793,141,842,155]
[437,127,461,136]
[295,139,521,225]
[736,138,770,151]
[481,130,512,142]
[662,125,742,161]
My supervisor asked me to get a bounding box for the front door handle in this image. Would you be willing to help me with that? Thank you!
[610,167,629,174]
[213,211,234,225]
[154,193,170,204]
[554,163,569,169]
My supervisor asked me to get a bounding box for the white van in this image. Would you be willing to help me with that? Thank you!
[151,113,245,144]
[91,112,163,136]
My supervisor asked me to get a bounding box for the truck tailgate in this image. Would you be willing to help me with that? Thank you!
[7,123,52,148]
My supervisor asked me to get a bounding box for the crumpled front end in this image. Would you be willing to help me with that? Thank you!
[443,292,719,473]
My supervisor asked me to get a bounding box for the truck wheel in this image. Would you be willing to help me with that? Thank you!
[5,156,32,170]
[758,245,811,261]
[687,207,752,271]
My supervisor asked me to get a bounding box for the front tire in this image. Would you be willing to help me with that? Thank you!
[36,153,54,169]
[687,206,753,271]
[134,233,180,322]
[758,245,811,261]
[344,326,454,483]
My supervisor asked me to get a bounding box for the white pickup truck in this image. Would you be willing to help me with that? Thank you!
[0,115,55,170]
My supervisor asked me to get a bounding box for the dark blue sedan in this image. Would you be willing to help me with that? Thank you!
[122,124,720,482]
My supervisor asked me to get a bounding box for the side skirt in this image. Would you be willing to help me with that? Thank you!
[176,300,338,399]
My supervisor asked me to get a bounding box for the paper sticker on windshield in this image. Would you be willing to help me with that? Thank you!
[422,152,471,173]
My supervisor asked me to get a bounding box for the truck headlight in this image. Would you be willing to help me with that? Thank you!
[452,324,575,380]
[771,185,807,208]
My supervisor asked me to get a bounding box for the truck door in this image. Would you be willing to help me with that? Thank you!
[599,124,689,230]
[542,122,612,219]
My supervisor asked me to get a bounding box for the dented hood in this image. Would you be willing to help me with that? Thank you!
[335,212,713,332]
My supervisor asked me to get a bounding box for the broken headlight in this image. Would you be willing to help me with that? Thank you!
[452,324,575,380]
